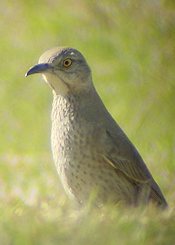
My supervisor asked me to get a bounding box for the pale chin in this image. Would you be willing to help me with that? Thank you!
[42,73,69,95]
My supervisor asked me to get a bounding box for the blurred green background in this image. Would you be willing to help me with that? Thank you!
[0,0,175,244]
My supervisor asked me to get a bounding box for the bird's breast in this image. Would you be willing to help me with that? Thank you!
[51,95,97,170]
[50,95,111,204]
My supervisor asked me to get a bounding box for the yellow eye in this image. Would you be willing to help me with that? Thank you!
[63,58,72,68]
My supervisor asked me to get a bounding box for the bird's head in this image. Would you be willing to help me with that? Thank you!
[26,47,92,95]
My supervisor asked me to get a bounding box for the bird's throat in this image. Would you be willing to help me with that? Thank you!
[42,73,69,95]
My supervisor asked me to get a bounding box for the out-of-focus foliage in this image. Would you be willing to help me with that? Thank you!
[0,1,174,244]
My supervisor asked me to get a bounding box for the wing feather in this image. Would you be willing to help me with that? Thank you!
[102,129,167,207]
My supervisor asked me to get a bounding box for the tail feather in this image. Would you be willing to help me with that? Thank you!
[150,181,168,209]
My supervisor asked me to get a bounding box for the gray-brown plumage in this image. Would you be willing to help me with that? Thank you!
[26,47,168,208]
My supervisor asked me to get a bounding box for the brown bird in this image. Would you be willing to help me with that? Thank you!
[26,47,167,208]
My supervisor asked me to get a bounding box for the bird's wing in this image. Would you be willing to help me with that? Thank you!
[102,129,152,183]
[100,128,167,206]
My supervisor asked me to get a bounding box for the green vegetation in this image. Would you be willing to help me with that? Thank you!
[1,1,175,244]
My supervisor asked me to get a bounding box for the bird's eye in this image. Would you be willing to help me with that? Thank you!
[63,58,72,68]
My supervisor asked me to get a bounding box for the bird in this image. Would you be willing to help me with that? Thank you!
[26,47,168,208]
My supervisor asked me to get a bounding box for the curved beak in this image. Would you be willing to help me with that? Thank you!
[25,63,52,77]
